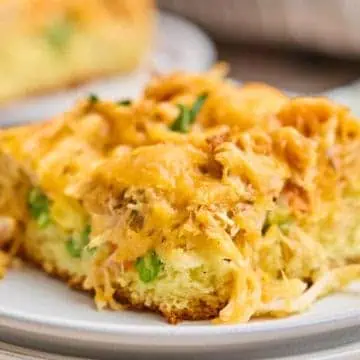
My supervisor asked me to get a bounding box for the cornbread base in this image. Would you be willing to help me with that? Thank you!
[21,248,227,324]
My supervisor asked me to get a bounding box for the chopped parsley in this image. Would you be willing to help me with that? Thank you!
[278,219,293,235]
[66,225,92,258]
[135,250,162,283]
[28,188,51,228]
[66,237,82,258]
[261,212,271,235]
[117,99,132,106]
[88,94,99,104]
[170,104,192,133]
[169,93,208,133]
[262,209,294,236]
[44,16,74,51]
[190,93,208,120]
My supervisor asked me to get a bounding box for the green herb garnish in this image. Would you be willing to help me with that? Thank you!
[28,188,51,228]
[262,209,294,236]
[88,94,99,104]
[66,225,92,258]
[66,238,82,258]
[261,212,271,235]
[169,104,192,133]
[44,17,74,51]
[169,93,208,133]
[37,212,51,228]
[278,220,294,235]
[135,250,162,283]
[117,99,132,106]
[190,93,208,120]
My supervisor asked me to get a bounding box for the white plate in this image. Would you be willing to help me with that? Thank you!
[2,12,360,360]
[1,266,360,359]
[0,11,216,126]
[326,81,360,116]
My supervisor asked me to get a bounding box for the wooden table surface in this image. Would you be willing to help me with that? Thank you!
[217,44,360,94]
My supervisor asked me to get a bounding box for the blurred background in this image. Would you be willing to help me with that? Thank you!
[158,0,360,93]
[2,0,360,123]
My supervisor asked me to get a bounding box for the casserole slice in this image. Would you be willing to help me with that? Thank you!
[1,67,360,324]
[80,101,360,323]
[0,0,154,103]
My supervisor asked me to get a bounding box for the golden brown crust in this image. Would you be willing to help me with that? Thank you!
[115,288,225,325]
[21,248,225,324]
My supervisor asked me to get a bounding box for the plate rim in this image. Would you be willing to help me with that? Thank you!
[1,298,360,349]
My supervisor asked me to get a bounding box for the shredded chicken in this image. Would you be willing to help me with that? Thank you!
[1,65,360,324]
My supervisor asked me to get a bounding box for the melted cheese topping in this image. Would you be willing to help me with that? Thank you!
[1,65,360,324]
